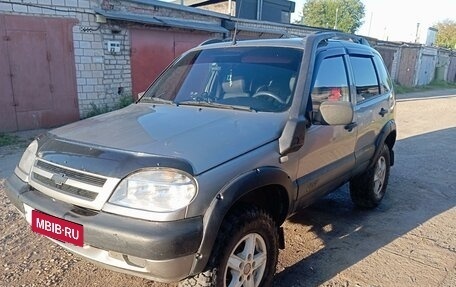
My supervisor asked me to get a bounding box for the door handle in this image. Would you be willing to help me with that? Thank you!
[379,108,388,117]
[345,122,357,132]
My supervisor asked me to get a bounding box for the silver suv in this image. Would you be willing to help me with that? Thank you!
[6,32,396,287]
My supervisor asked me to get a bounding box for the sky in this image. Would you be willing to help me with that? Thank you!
[291,0,456,43]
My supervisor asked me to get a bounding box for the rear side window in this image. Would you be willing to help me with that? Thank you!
[350,56,380,102]
[373,55,392,94]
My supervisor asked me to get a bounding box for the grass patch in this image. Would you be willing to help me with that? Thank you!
[0,133,22,147]
[85,103,111,118]
[117,94,134,109]
[85,95,134,118]
[394,84,417,94]
[395,80,456,94]
[427,80,456,89]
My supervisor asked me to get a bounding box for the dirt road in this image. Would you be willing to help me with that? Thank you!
[1,90,455,287]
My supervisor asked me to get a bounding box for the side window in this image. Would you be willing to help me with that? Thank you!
[312,56,350,103]
[350,56,380,102]
[373,55,392,94]
[311,56,349,124]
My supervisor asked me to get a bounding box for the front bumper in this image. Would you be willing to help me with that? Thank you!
[5,173,203,283]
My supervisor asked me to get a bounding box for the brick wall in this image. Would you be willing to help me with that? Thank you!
[120,0,223,24]
[197,2,234,16]
[75,23,132,115]
[75,20,133,116]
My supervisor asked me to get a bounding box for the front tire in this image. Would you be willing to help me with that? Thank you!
[350,143,391,208]
[179,206,279,287]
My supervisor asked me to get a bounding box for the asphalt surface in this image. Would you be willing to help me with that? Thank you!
[0,89,455,286]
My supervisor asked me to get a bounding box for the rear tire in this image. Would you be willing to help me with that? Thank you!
[179,206,279,287]
[350,144,391,208]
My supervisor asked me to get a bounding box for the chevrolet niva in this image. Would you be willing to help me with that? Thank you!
[6,32,396,287]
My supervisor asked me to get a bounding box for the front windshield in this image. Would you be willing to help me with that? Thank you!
[140,46,303,112]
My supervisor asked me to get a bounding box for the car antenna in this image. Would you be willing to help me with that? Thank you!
[232,0,243,45]
[232,22,238,45]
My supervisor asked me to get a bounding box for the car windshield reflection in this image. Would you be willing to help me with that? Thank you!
[140,46,303,112]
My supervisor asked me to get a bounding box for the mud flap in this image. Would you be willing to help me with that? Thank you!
[278,227,285,249]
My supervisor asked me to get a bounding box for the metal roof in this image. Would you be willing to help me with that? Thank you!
[228,24,288,36]
[94,8,229,33]
[125,0,230,19]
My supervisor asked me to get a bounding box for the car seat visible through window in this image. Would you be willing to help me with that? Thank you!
[222,77,250,99]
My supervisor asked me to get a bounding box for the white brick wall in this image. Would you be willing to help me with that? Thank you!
[0,3,12,10]
[52,0,65,7]
[78,0,91,9]
[11,4,28,13]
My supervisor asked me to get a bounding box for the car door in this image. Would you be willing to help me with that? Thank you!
[294,48,357,208]
[347,51,395,168]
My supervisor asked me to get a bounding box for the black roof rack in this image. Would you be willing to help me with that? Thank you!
[314,31,370,46]
[199,38,226,46]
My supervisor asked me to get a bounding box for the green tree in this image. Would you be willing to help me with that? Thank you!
[434,19,456,49]
[298,0,365,34]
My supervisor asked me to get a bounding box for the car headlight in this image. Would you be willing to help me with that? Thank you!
[108,169,197,212]
[16,140,38,181]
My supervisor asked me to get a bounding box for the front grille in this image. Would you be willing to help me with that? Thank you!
[32,173,98,200]
[30,159,111,202]
[36,160,106,187]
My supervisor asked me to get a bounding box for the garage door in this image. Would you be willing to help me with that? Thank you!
[131,29,212,97]
[417,54,436,86]
[0,14,79,132]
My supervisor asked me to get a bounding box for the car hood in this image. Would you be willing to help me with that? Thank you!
[49,103,286,175]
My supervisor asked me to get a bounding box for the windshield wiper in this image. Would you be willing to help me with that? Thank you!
[177,101,255,112]
[141,96,175,105]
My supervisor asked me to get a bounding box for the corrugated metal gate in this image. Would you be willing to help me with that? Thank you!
[417,52,437,86]
[130,29,212,97]
[0,14,79,132]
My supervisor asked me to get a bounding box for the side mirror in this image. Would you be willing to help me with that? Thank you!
[319,101,354,125]
[137,91,145,99]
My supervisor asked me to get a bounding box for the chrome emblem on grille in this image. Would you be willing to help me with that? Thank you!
[51,173,68,186]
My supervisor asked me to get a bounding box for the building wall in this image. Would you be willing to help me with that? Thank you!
[0,0,226,118]
[1,0,454,124]
[194,2,234,16]
[122,0,224,23]
[0,0,132,118]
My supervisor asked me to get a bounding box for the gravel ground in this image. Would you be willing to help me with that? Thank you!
[1,89,455,287]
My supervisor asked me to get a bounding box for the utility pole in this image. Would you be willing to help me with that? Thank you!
[415,22,420,43]
[368,12,373,36]
[334,7,339,30]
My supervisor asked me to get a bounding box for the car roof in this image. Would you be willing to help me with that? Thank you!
[193,36,374,53]
[195,37,307,50]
